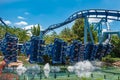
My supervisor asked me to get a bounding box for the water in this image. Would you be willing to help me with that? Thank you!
[67,60,94,77]
[16,64,27,76]
[2,62,120,80]
[43,63,50,78]
[51,66,60,72]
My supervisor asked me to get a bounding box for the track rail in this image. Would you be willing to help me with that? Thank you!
[43,9,120,34]
[0,17,7,27]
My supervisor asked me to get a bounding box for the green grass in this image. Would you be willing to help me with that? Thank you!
[102,55,120,63]
[20,75,104,80]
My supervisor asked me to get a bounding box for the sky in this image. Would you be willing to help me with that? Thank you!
[0,0,120,32]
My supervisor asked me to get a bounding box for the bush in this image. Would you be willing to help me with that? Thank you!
[102,55,120,63]
[80,77,92,80]
[0,51,3,56]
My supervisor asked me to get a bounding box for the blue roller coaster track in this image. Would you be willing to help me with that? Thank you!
[0,17,8,27]
[40,9,120,44]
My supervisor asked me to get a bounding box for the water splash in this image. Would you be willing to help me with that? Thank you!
[16,64,27,76]
[67,60,94,77]
[67,66,74,72]
[51,66,60,72]
[27,65,40,74]
[26,65,40,80]
[43,63,50,78]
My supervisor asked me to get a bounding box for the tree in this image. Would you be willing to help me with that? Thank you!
[31,24,40,36]
[72,18,84,42]
[0,24,30,43]
[72,18,97,43]
[44,31,59,44]
[59,27,77,43]
[17,29,30,43]
[110,35,120,57]
[0,25,6,39]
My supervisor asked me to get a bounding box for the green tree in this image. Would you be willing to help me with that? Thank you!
[31,24,40,36]
[72,18,84,42]
[44,31,59,44]
[110,35,120,57]
[0,25,6,39]
[17,29,30,43]
[59,27,77,43]
[72,18,97,43]
[0,24,30,43]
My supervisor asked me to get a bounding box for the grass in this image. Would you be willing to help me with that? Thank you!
[20,74,104,80]
[102,55,120,63]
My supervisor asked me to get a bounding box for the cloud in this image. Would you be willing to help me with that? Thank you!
[14,21,28,26]
[17,16,25,20]
[102,29,107,33]
[88,17,113,23]
[4,20,11,25]
[26,31,32,36]
[24,12,29,15]
[24,25,34,30]
[0,19,11,25]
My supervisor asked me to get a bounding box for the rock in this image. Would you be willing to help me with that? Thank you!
[0,61,6,75]
[112,61,120,67]
[91,61,105,67]
[8,61,23,67]
[0,73,19,80]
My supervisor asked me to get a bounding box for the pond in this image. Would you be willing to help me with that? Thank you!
[2,65,120,80]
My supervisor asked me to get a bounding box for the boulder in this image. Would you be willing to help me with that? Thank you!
[8,60,23,67]
[112,61,120,67]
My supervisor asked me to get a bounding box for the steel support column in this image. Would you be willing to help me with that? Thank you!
[84,17,88,44]
[84,17,94,44]
[87,19,94,44]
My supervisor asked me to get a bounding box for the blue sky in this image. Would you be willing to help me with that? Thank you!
[0,0,120,31]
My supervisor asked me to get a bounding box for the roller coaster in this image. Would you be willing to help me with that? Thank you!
[0,9,120,64]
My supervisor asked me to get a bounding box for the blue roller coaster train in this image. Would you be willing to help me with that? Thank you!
[0,9,120,64]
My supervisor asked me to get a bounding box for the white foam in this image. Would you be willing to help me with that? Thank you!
[67,60,94,77]
[67,66,74,72]
[51,66,60,72]
[16,64,27,76]
[43,63,50,78]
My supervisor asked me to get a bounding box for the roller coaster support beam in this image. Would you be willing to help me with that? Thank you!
[84,17,88,44]
[94,18,107,43]
[105,22,111,41]
[84,17,94,44]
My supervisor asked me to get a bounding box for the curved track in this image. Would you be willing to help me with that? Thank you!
[43,9,120,34]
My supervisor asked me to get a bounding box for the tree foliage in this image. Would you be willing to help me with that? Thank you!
[31,24,40,36]
[72,18,97,43]
[44,31,59,44]
[110,36,120,57]
[59,27,77,43]
[0,24,30,43]
[72,18,84,42]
